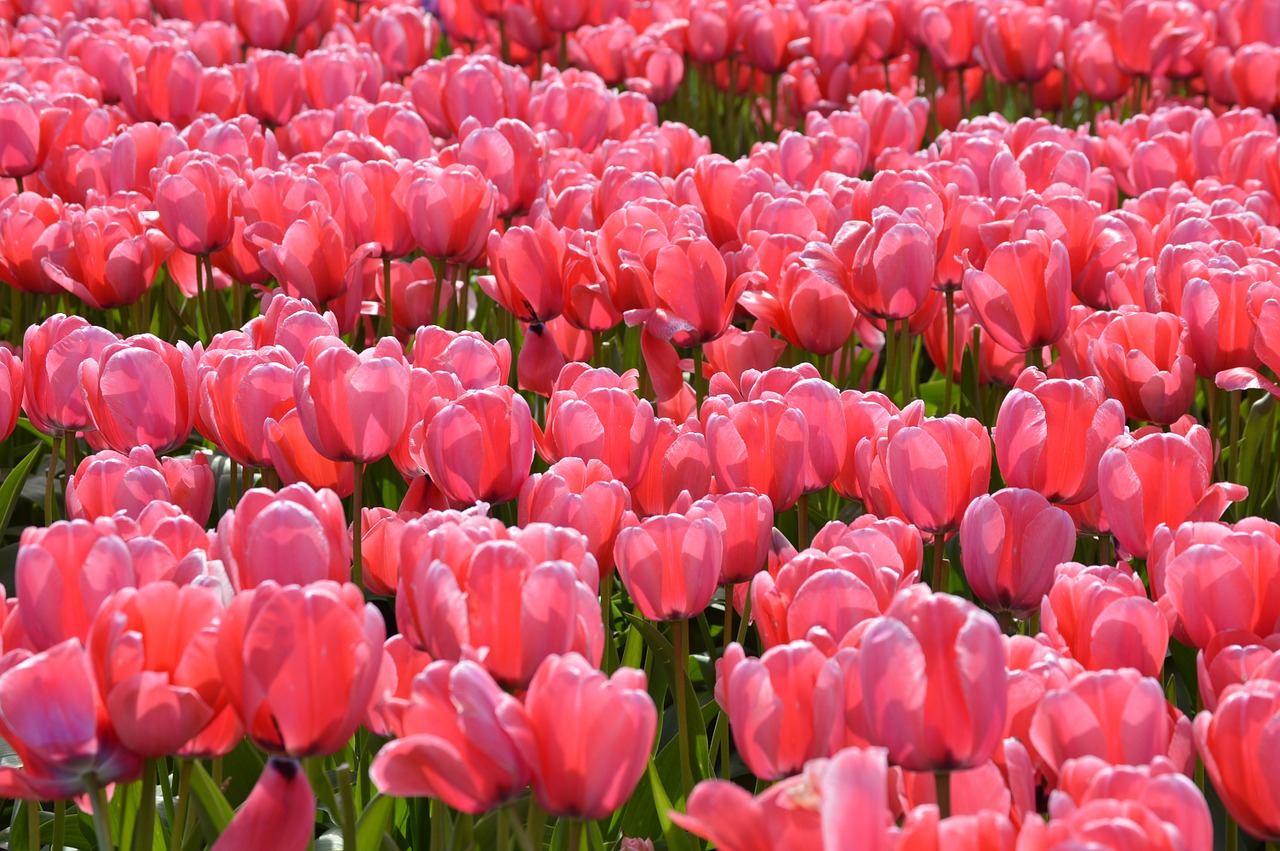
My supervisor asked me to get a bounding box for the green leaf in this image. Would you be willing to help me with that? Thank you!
[0,442,43,536]
[645,757,692,851]
[189,761,234,840]
[356,794,396,851]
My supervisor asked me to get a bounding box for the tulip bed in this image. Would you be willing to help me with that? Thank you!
[3,0,1280,848]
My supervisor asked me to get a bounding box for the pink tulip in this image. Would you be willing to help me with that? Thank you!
[212,484,352,590]
[962,233,1072,353]
[419,386,534,506]
[960,488,1076,618]
[885,414,992,535]
[1090,311,1196,425]
[687,491,773,585]
[80,335,198,454]
[198,345,297,469]
[630,417,713,518]
[614,512,723,622]
[536,366,657,489]
[1194,679,1280,841]
[294,337,409,463]
[211,758,316,851]
[42,206,173,311]
[515,653,656,820]
[0,348,23,444]
[264,409,355,498]
[22,315,118,437]
[848,210,937,321]
[1040,563,1170,678]
[153,153,237,256]
[67,448,213,525]
[519,458,631,576]
[370,659,533,814]
[1197,631,1280,712]
[404,163,497,266]
[704,396,808,511]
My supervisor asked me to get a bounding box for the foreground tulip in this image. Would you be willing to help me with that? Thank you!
[370,660,533,814]
[22,314,118,437]
[960,489,1075,619]
[515,653,656,820]
[519,458,631,575]
[213,485,352,590]
[614,513,723,621]
[859,587,1007,771]
[1194,679,1280,841]
[217,581,385,757]
[962,233,1072,353]
[885,414,992,536]
[153,154,237,256]
[80,335,198,454]
[1091,311,1196,425]
[537,367,657,490]
[294,338,409,464]
[211,758,315,851]
[994,370,1126,504]
[1040,563,1170,678]
[420,386,534,505]
[704,397,808,511]
[67,448,213,525]
[198,345,297,469]
[0,639,143,800]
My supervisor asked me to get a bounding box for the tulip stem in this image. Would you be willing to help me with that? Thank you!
[87,778,114,850]
[352,460,365,589]
[935,770,951,820]
[931,537,948,592]
[672,618,695,800]
[173,760,193,848]
[525,799,546,850]
[14,175,23,194]
[336,763,358,851]
[382,256,394,339]
[52,799,65,851]
[46,434,62,524]
[1098,534,1112,566]
[65,432,76,493]
[1226,813,1237,851]
[568,820,583,851]
[797,493,810,550]
[723,588,734,658]
[944,288,956,413]
[26,800,39,851]
[1227,390,1242,487]
[135,758,157,851]
[601,571,618,674]
[899,322,914,402]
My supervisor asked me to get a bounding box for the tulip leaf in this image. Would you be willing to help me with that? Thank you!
[0,441,43,537]
[356,794,396,851]
[646,756,693,851]
[189,761,234,839]
[1239,395,1275,514]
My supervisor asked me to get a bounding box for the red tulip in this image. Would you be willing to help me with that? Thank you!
[994,369,1126,505]
[67,448,213,525]
[1040,563,1170,678]
[960,488,1075,618]
[1090,311,1196,425]
[397,539,603,689]
[22,315,118,437]
[615,512,723,621]
[885,414,992,536]
[515,653,656,820]
[1097,426,1247,559]
[1029,669,1192,782]
[0,639,143,800]
[519,458,631,576]
[716,641,848,779]
[211,758,315,851]
[962,233,1072,353]
[859,587,1007,771]
[419,385,534,506]
[80,335,198,454]
[370,659,533,813]
[295,337,409,464]
[1194,679,1280,841]
[87,583,226,757]
[741,261,857,356]
[217,581,385,757]
[212,484,352,590]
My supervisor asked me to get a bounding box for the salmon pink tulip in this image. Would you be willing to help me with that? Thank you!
[67,448,213,525]
[960,488,1076,618]
[80,335,198,454]
[420,386,534,506]
[210,757,316,851]
[1194,679,1280,841]
[294,338,410,463]
[212,484,352,590]
[614,513,723,621]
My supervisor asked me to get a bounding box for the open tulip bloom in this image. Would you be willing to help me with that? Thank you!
[6,2,1280,850]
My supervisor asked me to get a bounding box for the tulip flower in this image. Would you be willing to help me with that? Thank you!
[537,366,657,490]
[0,639,143,800]
[687,491,773,586]
[962,233,1072,353]
[515,653,656,820]
[884,414,992,536]
[212,484,352,590]
[716,641,848,780]
[80,335,198,454]
[419,385,534,506]
[0,348,22,444]
[67,448,213,525]
[404,163,496,266]
[198,345,297,469]
[848,210,937,321]
[1197,631,1280,712]
[479,218,570,323]
[153,153,238,256]
[1090,311,1196,425]
[519,458,631,576]
[397,539,603,689]
[217,581,385,757]
[41,206,173,311]
[1194,679,1280,841]
[252,202,354,311]
[1160,525,1280,650]
[614,512,723,621]
[22,314,118,437]
[960,488,1076,619]
[704,396,808,511]
[210,758,316,851]
[858,587,1007,771]
[264,410,355,499]
[1040,564,1170,678]
[630,417,713,517]
[370,660,533,814]
[994,369,1126,505]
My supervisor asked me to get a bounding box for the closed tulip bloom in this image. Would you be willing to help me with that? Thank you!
[962,233,1072,353]
[705,397,808,511]
[23,315,118,437]
[744,368,847,494]
[252,202,352,310]
[405,163,497,266]
[994,369,1126,505]
[740,263,857,356]
[80,335,198,454]
[370,659,533,814]
[210,757,315,851]
[0,95,45,180]
[87,583,226,757]
[264,410,355,498]
[630,417,712,517]
[519,458,631,575]
[479,218,569,323]
[885,414,992,535]
[421,386,534,506]
[295,338,409,463]
[1197,631,1280,713]
[217,581,385,757]
[961,489,1075,618]
[515,653,657,820]
[849,209,938,320]
[1098,428,1247,559]
[688,492,773,585]
[0,639,143,800]
[1195,679,1280,841]
[1161,528,1280,650]
[1181,271,1260,378]
[199,345,297,469]
[624,235,749,348]
[1029,669,1192,781]
[234,0,327,49]
[212,485,352,590]
[67,447,213,525]
[615,513,723,621]
[1040,564,1170,678]
[537,366,657,490]
[1091,311,1196,425]
[716,641,848,780]
[337,159,415,259]
[0,348,22,443]
[41,206,173,311]
[859,587,1007,771]
[0,192,63,296]
[397,540,603,689]
[978,4,1064,84]
[1020,794,1206,851]
[153,153,237,256]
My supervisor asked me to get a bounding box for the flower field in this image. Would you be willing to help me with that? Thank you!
[0,0,1278,847]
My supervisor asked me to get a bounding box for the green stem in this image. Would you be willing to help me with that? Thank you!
[26,800,39,851]
[382,256,395,339]
[172,760,193,849]
[52,799,65,851]
[944,288,956,413]
[797,493,810,550]
[935,770,951,820]
[899,322,914,401]
[88,779,114,850]
[672,618,694,801]
[47,433,62,524]
[723,587,735,658]
[136,758,157,851]
[568,820,583,851]
[931,536,948,592]
[336,763,358,851]
[352,460,365,588]
[1228,390,1242,486]
[1226,813,1238,851]
[430,799,448,851]
[525,799,546,851]
[692,345,706,407]
[601,570,617,674]
[15,175,23,194]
